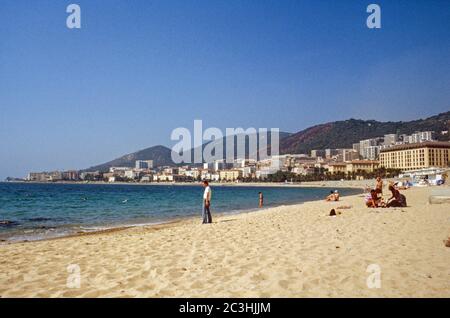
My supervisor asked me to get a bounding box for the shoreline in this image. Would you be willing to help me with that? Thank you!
[1,186,449,297]
[0,186,363,245]
[2,179,374,189]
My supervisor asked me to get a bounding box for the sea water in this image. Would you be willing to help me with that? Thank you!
[0,182,360,242]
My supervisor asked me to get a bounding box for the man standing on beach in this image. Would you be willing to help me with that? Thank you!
[202,181,212,224]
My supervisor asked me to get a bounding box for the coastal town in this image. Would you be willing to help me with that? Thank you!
[2,1,450,301]
[21,130,450,184]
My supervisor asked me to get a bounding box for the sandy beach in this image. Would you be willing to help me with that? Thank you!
[0,185,449,298]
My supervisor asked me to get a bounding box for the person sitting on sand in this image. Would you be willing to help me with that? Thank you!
[404,179,412,189]
[326,191,337,201]
[365,189,385,208]
[386,185,407,208]
[395,180,411,190]
[258,192,264,208]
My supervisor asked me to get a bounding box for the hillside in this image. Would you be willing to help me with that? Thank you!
[188,131,292,163]
[83,145,176,172]
[83,111,449,171]
[83,132,291,172]
[279,111,450,154]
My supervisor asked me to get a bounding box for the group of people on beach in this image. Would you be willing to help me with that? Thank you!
[365,177,407,208]
[202,176,410,224]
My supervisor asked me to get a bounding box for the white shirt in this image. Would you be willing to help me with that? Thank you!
[203,186,212,201]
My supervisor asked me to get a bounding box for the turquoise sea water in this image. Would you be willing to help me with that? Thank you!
[0,182,360,242]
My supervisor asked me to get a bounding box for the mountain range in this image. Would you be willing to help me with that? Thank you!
[83,111,450,172]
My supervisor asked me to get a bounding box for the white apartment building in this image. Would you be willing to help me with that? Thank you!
[407,131,434,143]
[135,160,153,169]
[383,134,398,146]
[362,145,380,160]
[359,138,379,157]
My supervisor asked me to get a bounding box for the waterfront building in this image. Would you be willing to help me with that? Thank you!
[219,169,243,182]
[379,142,450,171]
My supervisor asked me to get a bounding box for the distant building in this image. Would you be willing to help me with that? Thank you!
[62,170,79,181]
[125,170,143,180]
[342,149,360,162]
[256,167,279,179]
[359,138,379,158]
[352,143,361,154]
[28,172,48,182]
[233,158,257,168]
[203,162,214,170]
[332,149,359,162]
[383,134,398,146]
[240,166,256,178]
[213,160,230,171]
[163,167,179,175]
[153,173,188,182]
[28,171,63,182]
[327,160,379,174]
[362,145,380,160]
[140,174,154,183]
[311,150,326,158]
[327,163,347,174]
[345,160,379,173]
[292,164,316,175]
[184,169,201,179]
[399,134,409,143]
[325,149,339,159]
[109,167,130,173]
[379,141,450,171]
[219,169,242,182]
[407,131,434,144]
[80,171,101,181]
[135,160,153,169]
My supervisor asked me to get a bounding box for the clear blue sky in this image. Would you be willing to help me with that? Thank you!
[1,0,449,178]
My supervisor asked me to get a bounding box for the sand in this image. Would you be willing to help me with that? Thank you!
[0,186,449,298]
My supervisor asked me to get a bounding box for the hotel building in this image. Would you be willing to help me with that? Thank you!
[327,160,379,174]
[379,142,450,171]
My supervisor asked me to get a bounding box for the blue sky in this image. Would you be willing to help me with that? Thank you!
[1,0,449,178]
